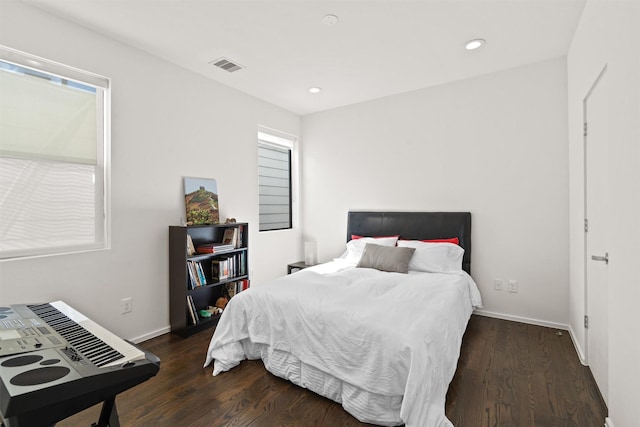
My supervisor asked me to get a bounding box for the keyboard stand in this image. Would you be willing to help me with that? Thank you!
[92,397,119,427]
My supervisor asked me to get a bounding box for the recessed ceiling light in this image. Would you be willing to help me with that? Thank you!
[465,39,486,50]
[321,14,339,26]
[309,87,322,94]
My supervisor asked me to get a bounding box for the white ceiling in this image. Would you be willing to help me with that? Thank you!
[24,0,586,115]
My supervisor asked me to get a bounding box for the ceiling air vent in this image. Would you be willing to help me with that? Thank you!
[210,57,243,73]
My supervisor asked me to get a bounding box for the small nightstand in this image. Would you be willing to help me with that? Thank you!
[287,261,315,274]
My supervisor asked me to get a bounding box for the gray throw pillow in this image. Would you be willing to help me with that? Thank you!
[356,243,416,273]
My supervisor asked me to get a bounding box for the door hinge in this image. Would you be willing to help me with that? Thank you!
[584,315,589,329]
[584,218,588,232]
[584,122,588,137]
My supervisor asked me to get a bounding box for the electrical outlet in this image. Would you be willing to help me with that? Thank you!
[508,280,519,293]
[121,297,133,314]
[494,279,504,291]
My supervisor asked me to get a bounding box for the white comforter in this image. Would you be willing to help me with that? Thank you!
[204,260,482,427]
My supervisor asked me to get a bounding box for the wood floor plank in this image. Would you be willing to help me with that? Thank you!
[22,315,606,426]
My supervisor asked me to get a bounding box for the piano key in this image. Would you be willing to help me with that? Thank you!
[30,301,145,368]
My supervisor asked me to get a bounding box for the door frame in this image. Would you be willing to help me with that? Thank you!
[582,64,608,396]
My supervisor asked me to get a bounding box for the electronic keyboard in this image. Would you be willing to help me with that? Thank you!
[0,301,160,427]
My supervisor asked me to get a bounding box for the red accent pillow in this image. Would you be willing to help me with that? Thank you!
[423,237,459,245]
[398,237,460,245]
[351,234,400,240]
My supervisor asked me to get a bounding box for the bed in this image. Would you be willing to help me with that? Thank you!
[204,211,482,426]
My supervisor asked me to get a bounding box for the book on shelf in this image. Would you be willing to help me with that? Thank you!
[211,253,246,282]
[186,234,196,256]
[211,258,229,282]
[237,225,243,249]
[196,242,235,254]
[196,262,206,286]
[239,252,246,275]
[186,261,197,289]
[186,295,199,325]
[222,227,238,248]
[187,261,207,288]
[225,279,250,299]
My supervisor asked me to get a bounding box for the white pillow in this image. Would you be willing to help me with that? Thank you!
[337,236,399,264]
[396,240,464,273]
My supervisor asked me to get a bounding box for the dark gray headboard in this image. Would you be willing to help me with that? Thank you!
[346,211,472,275]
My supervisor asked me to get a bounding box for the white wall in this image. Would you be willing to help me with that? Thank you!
[301,58,569,327]
[568,1,640,425]
[0,1,302,341]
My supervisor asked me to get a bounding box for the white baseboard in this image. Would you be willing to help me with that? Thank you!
[473,310,590,367]
[131,325,171,344]
[605,417,614,427]
[567,324,588,365]
[473,309,569,331]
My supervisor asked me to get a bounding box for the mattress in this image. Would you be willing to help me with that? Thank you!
[204,260,482,426]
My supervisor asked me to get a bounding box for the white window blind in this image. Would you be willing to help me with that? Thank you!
[0,46,110,259]
[258,130,294,231]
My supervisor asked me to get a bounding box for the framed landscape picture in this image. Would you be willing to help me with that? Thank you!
[184,177,220,225]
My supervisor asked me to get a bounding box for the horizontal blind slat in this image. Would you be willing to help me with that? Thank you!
[258,138,292,231]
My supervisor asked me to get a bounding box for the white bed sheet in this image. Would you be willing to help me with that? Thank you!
[204,260,482,427]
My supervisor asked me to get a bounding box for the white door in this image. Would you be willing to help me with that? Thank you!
[584,66,609,404]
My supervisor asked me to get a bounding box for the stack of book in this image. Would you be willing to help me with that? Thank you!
[196,242,234,254]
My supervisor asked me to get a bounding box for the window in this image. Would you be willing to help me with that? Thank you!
[0,46,110,259]
[258,128,295,231]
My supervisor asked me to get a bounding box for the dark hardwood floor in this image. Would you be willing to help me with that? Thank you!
[445,316,606,426]
[51,315,606,426]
